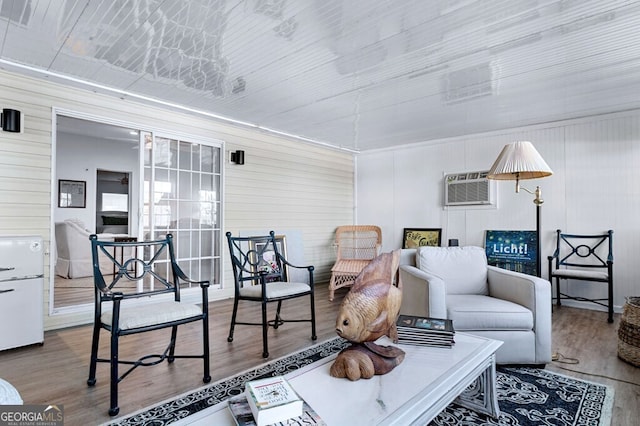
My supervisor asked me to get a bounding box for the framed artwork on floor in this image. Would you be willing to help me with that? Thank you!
[485,230,537,276]
[249,235,288,278]
[402,228,442,249]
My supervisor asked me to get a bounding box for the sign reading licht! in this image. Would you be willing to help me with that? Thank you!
[485,230,537,276]
[0,405,63,426]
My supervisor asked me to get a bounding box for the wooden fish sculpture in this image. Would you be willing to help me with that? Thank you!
[330,341,406,381]
[331,250,405,380]
[334,250,402,343]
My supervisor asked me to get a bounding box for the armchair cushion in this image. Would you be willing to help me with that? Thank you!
[416,246,488,295]
[447,295,534,330]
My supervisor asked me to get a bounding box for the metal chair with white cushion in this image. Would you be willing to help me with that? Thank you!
[87,234,211,416]
[226,231,316,358]
[548,229,614,323]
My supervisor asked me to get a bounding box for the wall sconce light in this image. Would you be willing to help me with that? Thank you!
[230,150,245,165]
[1,109,22,133]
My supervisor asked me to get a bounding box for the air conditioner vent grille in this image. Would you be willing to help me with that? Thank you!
[444,170,494,206]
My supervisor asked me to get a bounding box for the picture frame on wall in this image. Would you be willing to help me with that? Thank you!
[402,228,442,249]
[58,179,86,208]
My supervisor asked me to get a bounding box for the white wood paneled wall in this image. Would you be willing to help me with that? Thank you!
[357,111,640,314]
[0,69,354,330]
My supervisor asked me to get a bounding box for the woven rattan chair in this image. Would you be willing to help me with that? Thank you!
[328,225,382,301]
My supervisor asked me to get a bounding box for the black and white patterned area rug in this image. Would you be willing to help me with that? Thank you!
[107,338,613,426]
[431,367,614,426]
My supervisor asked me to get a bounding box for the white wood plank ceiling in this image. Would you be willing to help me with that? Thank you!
[1,0,639,151]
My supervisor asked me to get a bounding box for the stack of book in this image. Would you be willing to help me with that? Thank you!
[228,375,325,426]
[396,315,455,348]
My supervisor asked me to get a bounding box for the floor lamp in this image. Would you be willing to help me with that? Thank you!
[487,141,553,277]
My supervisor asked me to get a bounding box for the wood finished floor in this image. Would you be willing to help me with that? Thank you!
[0,286,638,425]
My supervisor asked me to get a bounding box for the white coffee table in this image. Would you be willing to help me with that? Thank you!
[181,332,502,425]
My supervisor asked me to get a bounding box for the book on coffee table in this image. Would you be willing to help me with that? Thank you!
[244,376,304,426]
[228,393,325,426]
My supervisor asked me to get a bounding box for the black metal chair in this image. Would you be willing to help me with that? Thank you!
[226,231,317,358]
[548,229,614,323]
[87,234,211,416]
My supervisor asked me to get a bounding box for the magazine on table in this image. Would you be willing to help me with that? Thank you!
[396,314,455,335]
[397,337,454,348]
[228,393,325,426]
[397,333,455,345]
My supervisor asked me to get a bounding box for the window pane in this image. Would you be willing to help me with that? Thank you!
[102,193,128,211]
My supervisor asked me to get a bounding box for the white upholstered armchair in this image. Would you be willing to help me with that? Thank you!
[55,219,128,279]
[399,246,552,365]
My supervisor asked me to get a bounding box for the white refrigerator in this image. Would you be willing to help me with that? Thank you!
[0,235,44,351]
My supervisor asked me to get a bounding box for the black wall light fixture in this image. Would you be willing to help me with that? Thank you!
[230,150,245,165]
[1,109,22,133]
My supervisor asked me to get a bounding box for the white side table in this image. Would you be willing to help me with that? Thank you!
[0,378,22,404]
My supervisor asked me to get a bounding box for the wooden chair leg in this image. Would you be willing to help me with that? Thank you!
[328,275,336,301]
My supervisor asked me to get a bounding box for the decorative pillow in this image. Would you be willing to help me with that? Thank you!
[102,215,128,226]
[416,246,488,295]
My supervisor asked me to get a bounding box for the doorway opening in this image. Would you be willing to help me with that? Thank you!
[96,170,131,235]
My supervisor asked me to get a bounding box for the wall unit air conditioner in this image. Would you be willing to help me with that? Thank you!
[444,170,495,206]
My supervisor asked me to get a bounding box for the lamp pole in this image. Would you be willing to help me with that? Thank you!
[533,186,543,278]
[515,182,544,277]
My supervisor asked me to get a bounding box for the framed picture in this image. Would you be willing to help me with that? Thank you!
[58,179,86,208]
[402,228,442,249]
[485,230,537,276]
[250,235,288,278]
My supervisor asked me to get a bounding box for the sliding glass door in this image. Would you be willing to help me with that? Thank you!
[142,132,222,290]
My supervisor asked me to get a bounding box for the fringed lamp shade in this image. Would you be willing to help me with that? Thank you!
[487,141,553,181]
